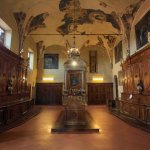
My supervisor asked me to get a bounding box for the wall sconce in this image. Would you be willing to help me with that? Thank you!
[43,77,54,81]
[92,76,104,82]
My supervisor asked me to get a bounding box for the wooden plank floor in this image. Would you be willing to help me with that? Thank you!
[0,106,150,150]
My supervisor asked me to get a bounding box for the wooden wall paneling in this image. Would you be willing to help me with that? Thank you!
[141,59,150,93]
[105,83,113,101]
[118,45,150,125]
[0,99,34,128]
[0,60,3,95]
[132,63,140,94]
[126,68,130,93]
[0,108,5,126]
[88,83,113,105]
[36,83,63,105]
[122,69,128,93]
[126,66,133,93]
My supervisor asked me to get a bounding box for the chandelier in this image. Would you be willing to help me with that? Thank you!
[67,47,80,57]
[67,0,80,58]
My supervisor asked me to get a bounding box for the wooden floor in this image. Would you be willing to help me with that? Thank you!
[0,106,150,150]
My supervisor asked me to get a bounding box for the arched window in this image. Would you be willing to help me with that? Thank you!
[28,49,34,71]
[0,18,12,49]
[0,26,5,44]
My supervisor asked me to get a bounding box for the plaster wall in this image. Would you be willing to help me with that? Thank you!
[112,39,125,99]
[36,45,67,83]
[24,36,37,99]
[36,45,113,85]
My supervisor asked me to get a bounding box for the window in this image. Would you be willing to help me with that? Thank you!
[28,51,34,70]
[0,18,12,49]
[0,26,5,44]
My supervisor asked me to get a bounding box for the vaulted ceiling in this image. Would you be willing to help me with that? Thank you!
[1,0,146,50]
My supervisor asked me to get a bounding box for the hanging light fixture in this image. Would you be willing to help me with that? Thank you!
[67,0,80,58]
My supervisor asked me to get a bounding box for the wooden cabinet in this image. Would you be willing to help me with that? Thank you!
[88,83,113,105]
[36,83,63,105]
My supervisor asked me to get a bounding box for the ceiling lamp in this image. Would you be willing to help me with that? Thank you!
[72,60,78,66]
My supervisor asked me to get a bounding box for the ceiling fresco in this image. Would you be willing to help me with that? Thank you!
[121,0,146,49]
[14,11,49,53]
[57,0,120,35]
[0,0,147,58]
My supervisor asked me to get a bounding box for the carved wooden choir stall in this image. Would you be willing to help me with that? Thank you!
[0,44,33,130]
[116,45,150,125]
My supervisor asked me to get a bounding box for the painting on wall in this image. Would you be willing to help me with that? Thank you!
[118,70,123,86]
[67,70,82,89]
[44,54,59,69]
[115,41,122,64]
[135,10,150,50]
[89,51,97,73]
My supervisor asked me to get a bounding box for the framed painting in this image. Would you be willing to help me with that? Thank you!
[135,10,150,49]
[67,70,82,89]
[115,41,122,64]
[118,70,123,86]
[44,54,59,69]
[89,51,97,73]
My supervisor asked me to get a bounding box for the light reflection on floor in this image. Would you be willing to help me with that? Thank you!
[0,106,150,150]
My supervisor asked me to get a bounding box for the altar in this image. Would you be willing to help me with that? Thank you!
[51,48,99,133]
[63,95,86,125]
[63,48,87,126]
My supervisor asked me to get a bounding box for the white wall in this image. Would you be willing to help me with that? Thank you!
[36,45,113,84]
[37,45,67,83]
[80,45,113,83]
